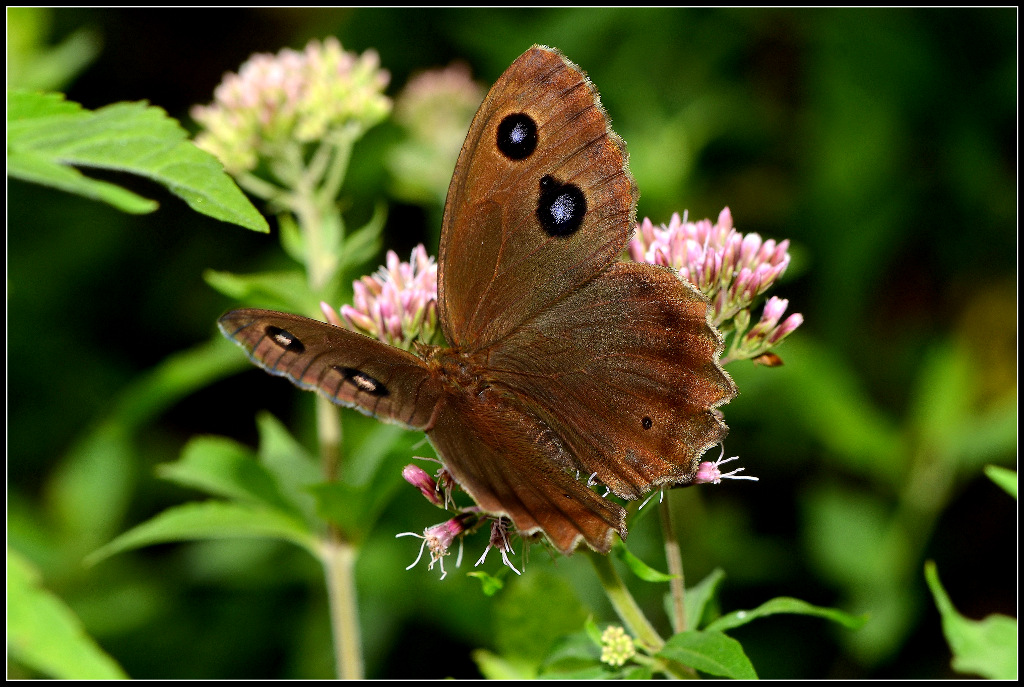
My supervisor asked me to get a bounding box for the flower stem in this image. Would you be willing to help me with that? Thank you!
[290,136,358,676]
[659,495,688,634]
[321,530,363,679]
[588,551,699,679]
[587,550,663,651]
[317,396,343,481]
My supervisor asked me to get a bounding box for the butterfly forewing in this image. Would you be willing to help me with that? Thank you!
[438,45,637,352]
[218,309,441,430]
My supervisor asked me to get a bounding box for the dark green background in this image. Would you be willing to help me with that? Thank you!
[8,8,1016,679]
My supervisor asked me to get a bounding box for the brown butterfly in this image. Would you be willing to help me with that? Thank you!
[219,45,736,555]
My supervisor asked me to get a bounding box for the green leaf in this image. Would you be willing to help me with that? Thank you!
[47,338,250,549]
[204,268,314,314]
[86,501,317,566]
[657,630,758,679]
[343,421,412,486]
[7,90,268,232]
[467,570,505,596]
[8,148,158,213]
[255,411,321,520]
[683,568,726,630]
[277,212,306,265]
[309,432,410,538]
[925,561,1017,679]
[803,485,893,587]
[7,549,128,679]
[908,342,1016,471]
[984,464,1017,499]
[157,435,303,518]
[309,481,371,537]
[907,341,973,459]
[764,338,904,482]
[622,664,655,679]
[7,8,100,91]
[472,649,535,680]
[494,571,589,670]
[538,629,630,679]
[614,541,675,582]
[584,615,604,646]
[947,392,1017,470]
[704,595,868,633]
[340,202,386,273]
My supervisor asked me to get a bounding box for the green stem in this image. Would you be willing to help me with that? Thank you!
[235,172,288,203]
[318,130,354,207]
[588,551,698,679]
[321,531,363,679]
[587,551,663,651]
[659,494,687,633]
[317,396,343,481]
[284,136,358,677]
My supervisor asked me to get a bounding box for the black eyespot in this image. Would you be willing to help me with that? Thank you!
[336,366,389,397]
[537,175,586,237]
[497,113,538,160]
[266,326,305,353]
[642,416,653,430]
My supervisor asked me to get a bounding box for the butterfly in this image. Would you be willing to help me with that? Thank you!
[219,45,736,555]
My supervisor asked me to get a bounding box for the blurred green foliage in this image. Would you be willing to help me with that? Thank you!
[7,7,1016,679]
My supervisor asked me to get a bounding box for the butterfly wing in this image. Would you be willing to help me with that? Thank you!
[438,45,636,351]
[427,387,627,554]
[484,262,737,499]
[218,309,441,429]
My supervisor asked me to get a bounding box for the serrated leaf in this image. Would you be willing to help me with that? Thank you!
[86,501,317,566]
[984,465,1017,499]
[657,630,757,679]
[704,595,867,633]
[8,148,158,213]
[157,435,302,517]
[926,561,1017,679]
[8,550,129,679]
[614,541,675,582]
[7,90,268,232]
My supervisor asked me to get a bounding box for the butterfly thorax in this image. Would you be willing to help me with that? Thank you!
[424,346,493,397]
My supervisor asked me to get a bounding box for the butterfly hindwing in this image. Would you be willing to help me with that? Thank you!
[427,386,627,554]
[484,262,737,499]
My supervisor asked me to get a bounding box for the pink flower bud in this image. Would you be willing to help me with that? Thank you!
[403,464,443,506]
[769,312,804,344]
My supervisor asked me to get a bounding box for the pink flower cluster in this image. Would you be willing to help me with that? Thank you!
[192,37,391,174]
[398,464,522,579]
[628,207,802,363]
[323,245,440,351]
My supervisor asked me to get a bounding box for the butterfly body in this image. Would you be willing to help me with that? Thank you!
[219,45,735,555]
